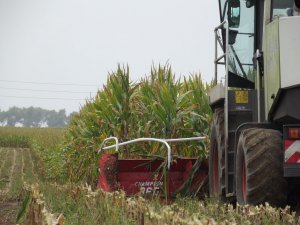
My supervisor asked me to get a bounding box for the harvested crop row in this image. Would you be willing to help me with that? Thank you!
[0,149,16,191]
[0,148,9,172]
[4,149,16,195]
[23,148,39,184]
[7,148,24,198]
[0,148,40,225]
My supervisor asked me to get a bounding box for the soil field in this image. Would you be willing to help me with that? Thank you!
[0,148,37,225]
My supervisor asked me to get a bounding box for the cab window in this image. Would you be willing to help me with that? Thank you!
[272,0,294,19]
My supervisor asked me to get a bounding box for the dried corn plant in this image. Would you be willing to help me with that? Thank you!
[35,183,300,225]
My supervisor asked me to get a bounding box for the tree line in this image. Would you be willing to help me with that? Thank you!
[0,106,75,127]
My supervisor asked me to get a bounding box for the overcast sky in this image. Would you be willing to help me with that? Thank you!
[0,1,220,114]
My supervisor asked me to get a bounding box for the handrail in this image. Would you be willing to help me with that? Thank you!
[224,20,229,169]
[98,136,206,170]
[214,20,228,84]
[214,20,229,160]
[214,20,227,31]
[256,49,261,123]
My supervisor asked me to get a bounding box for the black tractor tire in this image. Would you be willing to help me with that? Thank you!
[236,128,287,207]
[209,108,226,200]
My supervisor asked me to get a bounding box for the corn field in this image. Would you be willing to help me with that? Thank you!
[62,64,212,184]
[0,103,300,224]
[0,127,65,181]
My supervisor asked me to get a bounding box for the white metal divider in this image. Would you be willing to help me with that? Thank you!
[99,136,119,152]
[98,136,206,170]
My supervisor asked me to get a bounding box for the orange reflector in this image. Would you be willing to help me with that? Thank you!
[288,128,300,139]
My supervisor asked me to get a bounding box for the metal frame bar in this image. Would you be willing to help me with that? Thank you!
[256,49,261,123]
[98,136,206,170]
[225,20,229,156]
[99,137,119,152]
[214,20,229,157]
[214,21,229,187]
[214,20,227,84]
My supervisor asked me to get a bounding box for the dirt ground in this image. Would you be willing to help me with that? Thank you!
[0,197,20,225]
[0,148,31,225]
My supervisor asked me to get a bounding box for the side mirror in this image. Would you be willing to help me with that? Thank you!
[229,29,238,45]
[228,0,240,28]
[295,0,300,9]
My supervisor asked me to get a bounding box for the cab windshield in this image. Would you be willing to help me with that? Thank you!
[219,0,255,84]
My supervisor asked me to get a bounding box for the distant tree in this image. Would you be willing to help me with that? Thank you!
[47,109,68,127]
[23,107,45,127]
[0,106,74,127]
[5,107,22,126]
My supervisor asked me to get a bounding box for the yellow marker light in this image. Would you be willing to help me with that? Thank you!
[288,128,300,139]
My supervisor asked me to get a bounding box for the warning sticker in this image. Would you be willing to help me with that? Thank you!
[235,91,248,104]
